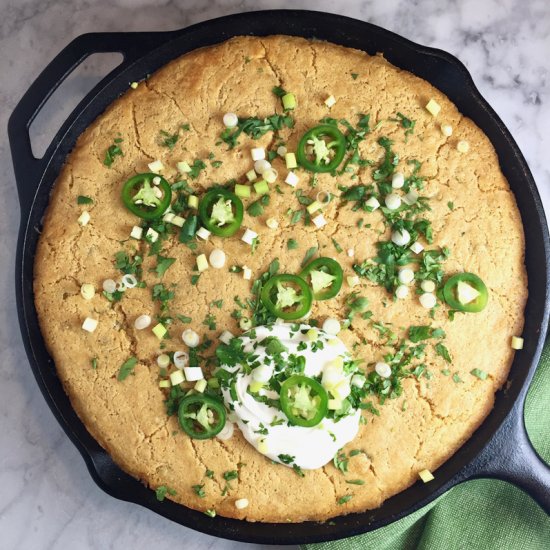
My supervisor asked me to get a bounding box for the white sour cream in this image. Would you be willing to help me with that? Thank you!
[220,324,361,470]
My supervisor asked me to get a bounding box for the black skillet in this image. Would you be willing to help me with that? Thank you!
[8,10,550,545]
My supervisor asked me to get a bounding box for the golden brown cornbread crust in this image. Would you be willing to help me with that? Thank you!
[34,35,527,522]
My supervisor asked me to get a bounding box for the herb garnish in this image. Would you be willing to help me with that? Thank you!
[77,195,93,205]
[103,137,123,167]
[117,357,137,381]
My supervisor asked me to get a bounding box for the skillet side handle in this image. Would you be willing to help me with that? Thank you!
[459,395,550,514]
[7,31,176,217]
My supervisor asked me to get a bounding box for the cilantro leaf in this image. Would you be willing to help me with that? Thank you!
[118,357,137,381]
[155,255,176,278]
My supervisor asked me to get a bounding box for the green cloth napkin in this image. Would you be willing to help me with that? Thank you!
[303,341,550,550]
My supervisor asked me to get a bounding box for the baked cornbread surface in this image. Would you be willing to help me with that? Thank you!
[34,35,526,522]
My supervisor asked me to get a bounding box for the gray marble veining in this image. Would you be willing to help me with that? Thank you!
[0,0,548,549]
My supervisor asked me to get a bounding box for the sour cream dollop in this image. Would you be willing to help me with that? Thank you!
[219,324,362,470]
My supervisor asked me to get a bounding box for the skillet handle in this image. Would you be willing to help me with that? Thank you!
[8,31,177,217]
[458,391,550,514]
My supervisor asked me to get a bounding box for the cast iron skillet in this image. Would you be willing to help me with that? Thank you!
[8,10,550,544]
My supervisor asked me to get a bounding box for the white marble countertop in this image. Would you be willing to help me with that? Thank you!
[0,1,548,549]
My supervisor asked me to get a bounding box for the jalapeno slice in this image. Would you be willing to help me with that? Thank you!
[178,394,226,439]
[198,188,244,237]
[280,375,328,427]
[260,274,313,320]
[300,257,344,300]
[443,272,488,313]
[122,173,172,220]
[296,125,347,173]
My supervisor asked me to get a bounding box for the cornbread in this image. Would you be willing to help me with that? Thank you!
[34,35,527,522]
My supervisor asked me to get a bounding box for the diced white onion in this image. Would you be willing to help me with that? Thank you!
[375,362,392,378]
[419,292,437,309]
[209,248,226,269]
[195,379,207,393]
[365,196,380,211]
[285,171,299,187]
[163,212,175,223]
[78,211,90,226]
[134,314,151,330]
[196,227,211,240]
[312,214,327,228]
[223,112,238,128]
[392,172,405,189]
[266,218,279,230]
[219,330,234,345]
[351,374,366,388]
[425,99,441,117]
[196,254,208,272]
[252,364,274,383]
[148,160,164,172]
[277,145,287,156]
[241,228,258,245]
[174,351,189,369]
[183,366,204,381]
[347,249,354,258]
[419,469,435,483]
[385,193,401,210]
[171,215,185,227]
[322,318,341,335]
[347,275,360,287]
[182,329,200,348]
[441,124,453,137]
[251,147,265,161]
[82,317,98,333]
[243,266,252,280]
[410,241,424,254]
[170,370,185,386]
[325,95,336,107]
[130,226,143,240]
[146,227,159,243]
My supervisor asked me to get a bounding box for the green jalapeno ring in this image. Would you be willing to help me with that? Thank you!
[296,125,347,173]
[443,272,488,313]
[299,257,344,300]
[279,375,329,427]
[122,173,172,220]
[260,274,313,320]
[198,188,244,237]
[178,394,226,439]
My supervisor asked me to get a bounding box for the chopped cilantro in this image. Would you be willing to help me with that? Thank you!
[247,194,270,217]
[77,195,93,205]
[159,129,179,149]
[155,485,176,501]
[117,357,137,381]
[332,238,343,253]
[155,255,176,278]
[103,137,123,167]
[337,495,353,505]
[435,343,452,363]
[287,238,299,250]
[220,114,294,149]
[301,246,318,267]
[192,484,206,498]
